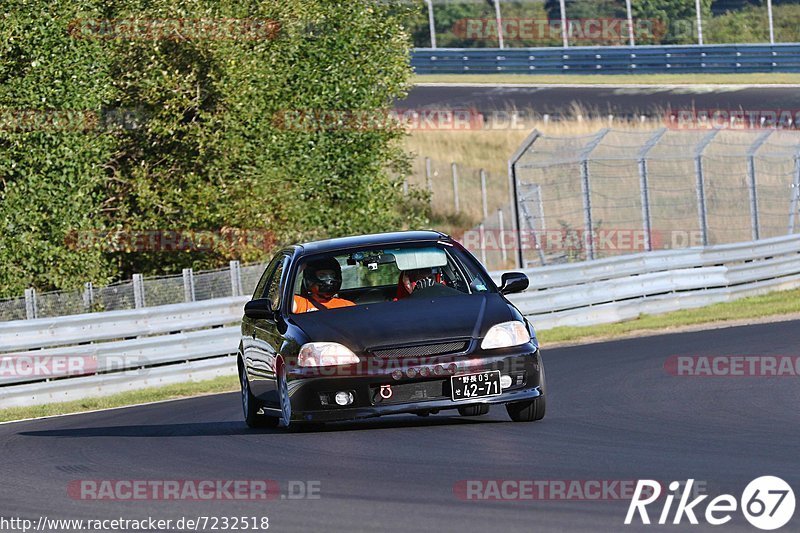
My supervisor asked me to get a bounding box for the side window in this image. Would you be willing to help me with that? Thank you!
[264,256,288,308]
[253,253,283,299]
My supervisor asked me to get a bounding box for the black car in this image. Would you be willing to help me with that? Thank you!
[238,230,545,429]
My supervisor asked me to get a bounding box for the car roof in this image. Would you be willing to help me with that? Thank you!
[296,231,450,256]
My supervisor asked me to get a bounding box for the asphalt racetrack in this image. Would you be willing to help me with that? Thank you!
[403,85,800,118]
[2,319,799,532]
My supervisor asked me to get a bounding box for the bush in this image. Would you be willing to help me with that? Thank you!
[0,0,426,297]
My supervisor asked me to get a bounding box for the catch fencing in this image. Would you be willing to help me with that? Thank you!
[0,261,264,323]
[501,128,800,270]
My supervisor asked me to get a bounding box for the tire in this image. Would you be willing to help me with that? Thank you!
[276,362,292,429]
[458,404,490,416]
[505,395,546,422]
[240,360,278,428]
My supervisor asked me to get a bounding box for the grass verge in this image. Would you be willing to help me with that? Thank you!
[0,374,238,423]
[3,287,800,422]
[414,73,800,85]
[538,287,800,345]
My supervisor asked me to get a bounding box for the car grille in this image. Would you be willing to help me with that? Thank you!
[370,340,469,359]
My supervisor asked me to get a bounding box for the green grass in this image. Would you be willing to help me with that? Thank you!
[0,374,239,423]
[538,287,800,345]
[3,287,800,422]
[414,73,800,85]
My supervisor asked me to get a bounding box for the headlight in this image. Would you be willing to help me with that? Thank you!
[298,342,360,367]
[480,321,531,350]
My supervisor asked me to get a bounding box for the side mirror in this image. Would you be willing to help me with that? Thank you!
[244,298,276,320]
[499,272,529,295]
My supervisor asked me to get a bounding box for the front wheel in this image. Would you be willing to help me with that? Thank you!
[277,362,292,429]
[240,361,278,428]
[505,396,546,422]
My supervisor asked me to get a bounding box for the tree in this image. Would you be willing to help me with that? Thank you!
[0,0,425,297]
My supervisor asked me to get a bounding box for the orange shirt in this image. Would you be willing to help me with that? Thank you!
[292,295,355,313]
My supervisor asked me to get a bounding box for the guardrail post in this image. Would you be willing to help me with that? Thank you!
[183,268,196,302]
[695,130,719,247]
[132,274,145,308]
[230,260,243,297]
[83,282,94,312]
[451,162,460,213]
[24,288,38,320]
[480,169,489,220]
[638,128,667,252]
[747,131,773,240]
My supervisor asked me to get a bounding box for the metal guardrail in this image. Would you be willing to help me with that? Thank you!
[1,234,799,407]
[412,44,800,74]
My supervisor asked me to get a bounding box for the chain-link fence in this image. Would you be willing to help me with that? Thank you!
[0,262,267,322]
[495,128,800,269]
[413,0,791,49]
[406,156,511,226]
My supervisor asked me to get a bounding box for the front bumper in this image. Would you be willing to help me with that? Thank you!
[286,346,543,423]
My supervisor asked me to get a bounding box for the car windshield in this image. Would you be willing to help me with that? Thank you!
[290,243,494,314]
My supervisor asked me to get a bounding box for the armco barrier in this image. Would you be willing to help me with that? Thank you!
[1,234,799,407]
[412,44,800,74]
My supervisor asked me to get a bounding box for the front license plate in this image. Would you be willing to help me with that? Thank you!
[451,371,502,401]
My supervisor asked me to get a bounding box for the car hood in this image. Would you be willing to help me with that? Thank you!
[289,293,516,352]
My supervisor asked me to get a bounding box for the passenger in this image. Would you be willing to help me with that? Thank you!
[293,257,355,313]
[395,268,440,300]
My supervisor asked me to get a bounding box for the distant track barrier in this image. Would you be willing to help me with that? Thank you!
[412,44,800,74]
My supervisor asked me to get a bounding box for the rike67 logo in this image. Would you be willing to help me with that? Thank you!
[626,477,795,530]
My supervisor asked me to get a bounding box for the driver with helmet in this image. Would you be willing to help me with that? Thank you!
[293,257,355,313]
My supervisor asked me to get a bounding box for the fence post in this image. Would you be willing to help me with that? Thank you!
[638,128,667,252]
[508,130,542,269]
[451,162,460,213]
[424,0,436,49]
[479,223,487,266]
[230,260,243,297]
[790,154,800,234]
[480,169,489,220]
[402,178,408,197]
[747,130,773,240]
[498,208,507,264]
[580,160,595,260]
[695,130,719,247]
[132,274,145,309]
[493,0,504,49]
[83,282,94,311]
[24,288,38,320]
[183,268,196,302]
[425,157,433,207]
[577,129,610,261]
